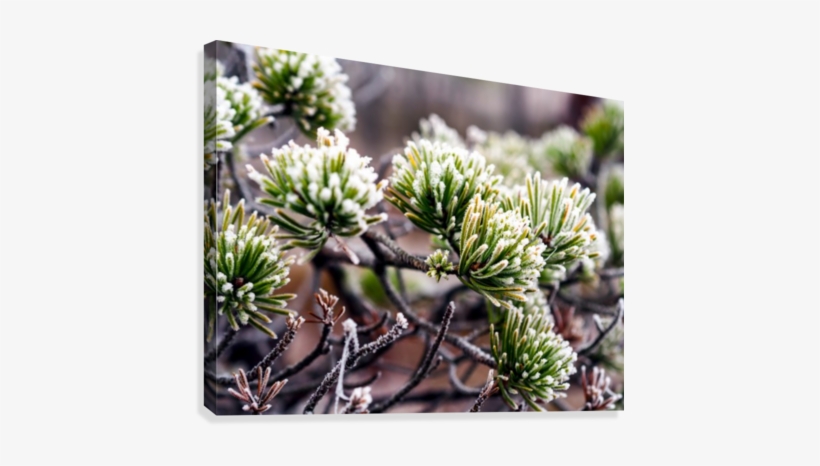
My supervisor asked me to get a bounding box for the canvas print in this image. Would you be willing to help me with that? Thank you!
[204,40,624,415]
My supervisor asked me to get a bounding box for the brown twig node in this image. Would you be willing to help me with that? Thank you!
[580,365,622,410]
[307,289,345,325]
[469,370,499,413]
[228,367,288,414]
[342,387,373,414]
[303,313,409,414]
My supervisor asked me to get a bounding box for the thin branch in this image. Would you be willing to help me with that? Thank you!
[369,302,456,413]
[557,291,623,316]
[224,151,273,216]
[327,312,389,345]
[578,299,624,356]
[362,234,497,369]
[277,371,383,398]
[246,316,305,380]
[204,327,238,365]
[303,315,409,414]
[363,230,431,272]
[206,316,305,386]
[270,323,331,382]
[469,370,498,413]
[448,362,482,396]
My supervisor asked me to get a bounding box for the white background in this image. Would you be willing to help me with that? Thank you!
[1,1,819,465]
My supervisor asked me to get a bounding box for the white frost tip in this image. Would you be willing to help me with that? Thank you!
[342,318,358,333]
[395,313,408,329]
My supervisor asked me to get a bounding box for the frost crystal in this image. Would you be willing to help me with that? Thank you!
[503,175,599,282]
[253,48,355,136]
[491,307,577,411]
[412,114,465,148]
[204,190,296,340]
[457,196,546,309]
[388,139,500,242]
[534,126,593,179]
[247,128,387,262]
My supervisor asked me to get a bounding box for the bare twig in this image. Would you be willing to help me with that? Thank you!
[303,314,409,414]
[224,151,273,216]
[369,302,456,413]
[247,315,305,380]
[271,324,331,382]
[469,370,498,412]
[581,365,623,411]
[447,361,483,396]
[206,315,305,386]
[204,327,238,365]
[228,367,288,415]
[578,299,624,356]
[363,230,431,272]
[362,234,497,368]
[557,291,623,316]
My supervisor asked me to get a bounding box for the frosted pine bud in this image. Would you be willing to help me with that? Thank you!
[503,174,598,282]
[247,128,387,262]
[387,140,501,243]
[581,365,623,410]
[601,164,624,211]
[252,48,355,136]
[342,386,373,414]
[217,75,274,144]
[457,196,546,309]
[425,249,455,282]
[581,100,624,157]
[204,79,236,170]
[517,287,550,316]
[534,126,593,179]
[204,56,224,83]
[468,127,536,187]
[412,114,465,148]
[204,190,296,340]
[607,203,624,266]
[490,308,577,411]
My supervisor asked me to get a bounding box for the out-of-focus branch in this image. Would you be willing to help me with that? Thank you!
[578,299,624,356]
[204,328,238,365]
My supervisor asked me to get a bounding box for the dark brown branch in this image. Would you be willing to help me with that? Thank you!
[206,316,305,386]
[362,234,497,369]
[369,302,456,413]
[224,151,273,216]
[447,361,483,396]
[270,323,331,382]
[469,371,498,413]
[363,230,430,272]
[578,299,624,356]
[278,371,383,397]
[246,317,304,380]
[303,316,409,414]
[204,328,238,365]
[557,291,623,316]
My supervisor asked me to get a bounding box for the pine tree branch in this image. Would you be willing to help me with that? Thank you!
[362,234,497,369]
